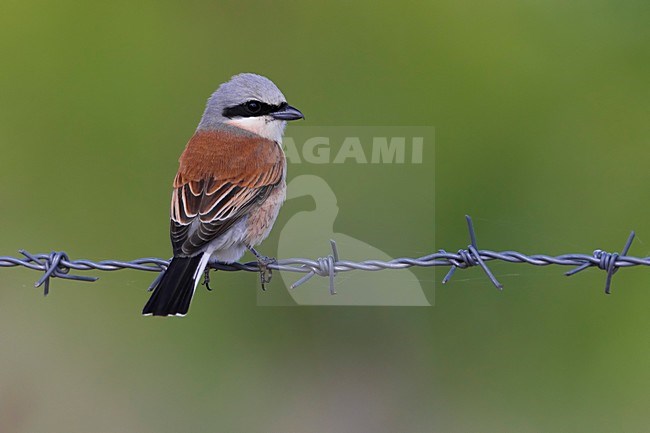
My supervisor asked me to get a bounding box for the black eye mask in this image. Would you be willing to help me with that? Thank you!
[222,100,288,118]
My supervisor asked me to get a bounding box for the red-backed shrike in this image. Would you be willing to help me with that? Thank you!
[143,73,303,316]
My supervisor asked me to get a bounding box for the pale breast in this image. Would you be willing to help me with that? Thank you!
[244,180,287,246]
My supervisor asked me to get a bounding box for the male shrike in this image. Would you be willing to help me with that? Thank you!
[143,73,303,316]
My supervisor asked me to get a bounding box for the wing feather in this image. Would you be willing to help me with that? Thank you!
[169,128,284,256]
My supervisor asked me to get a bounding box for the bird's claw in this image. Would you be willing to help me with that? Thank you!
[202,267,212,291]
[257,256,276,291]
[248,247,276,291]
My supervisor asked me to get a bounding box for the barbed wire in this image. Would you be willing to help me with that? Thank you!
[1,216,648,296]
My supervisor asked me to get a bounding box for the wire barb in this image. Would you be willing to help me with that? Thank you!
[18,250,98,296]
[441,216,503,290]
[1,217,648,296]
[565,231,636,294]
[290,239,339,294]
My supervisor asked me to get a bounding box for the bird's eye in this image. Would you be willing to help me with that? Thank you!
[246,100,261,114]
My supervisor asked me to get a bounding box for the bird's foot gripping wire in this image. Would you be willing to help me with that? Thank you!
[202,267,212,291]
[248,247,276,291]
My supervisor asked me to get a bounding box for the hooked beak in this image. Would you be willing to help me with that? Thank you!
[271,104,304,121]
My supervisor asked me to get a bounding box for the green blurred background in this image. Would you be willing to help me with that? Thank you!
[1,1,650,432]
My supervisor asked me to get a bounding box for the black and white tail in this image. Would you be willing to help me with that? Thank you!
[142,255,205,316]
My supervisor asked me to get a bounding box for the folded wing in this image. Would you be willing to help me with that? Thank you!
[169,127,285,256]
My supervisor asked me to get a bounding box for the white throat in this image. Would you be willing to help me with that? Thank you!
[225,116,286,143]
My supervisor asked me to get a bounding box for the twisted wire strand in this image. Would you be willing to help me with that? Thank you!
[2,216,648,296]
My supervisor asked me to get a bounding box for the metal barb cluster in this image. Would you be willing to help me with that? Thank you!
[564,231,636,294]
[1,216,649,296]
[289,240,339,294]
[439,216,504,289]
